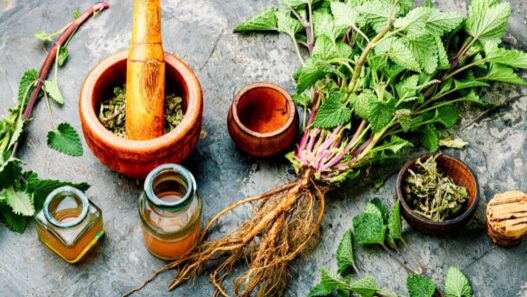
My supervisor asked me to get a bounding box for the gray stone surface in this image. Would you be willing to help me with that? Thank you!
[0,0,526,296]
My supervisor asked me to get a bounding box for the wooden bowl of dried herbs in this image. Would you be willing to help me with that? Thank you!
[396,153,479,234]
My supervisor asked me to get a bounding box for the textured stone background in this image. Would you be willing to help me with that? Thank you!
[0,0,526,296]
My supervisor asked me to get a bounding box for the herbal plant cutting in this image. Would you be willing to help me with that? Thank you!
[128,0,526,296]
[309,198,473,297]
[0,3,109,233]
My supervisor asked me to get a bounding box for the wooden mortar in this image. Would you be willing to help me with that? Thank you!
[126,0,165,140]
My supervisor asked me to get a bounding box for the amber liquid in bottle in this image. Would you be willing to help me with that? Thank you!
[143,191,200,260]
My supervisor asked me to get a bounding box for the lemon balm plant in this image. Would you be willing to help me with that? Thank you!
[129,0,526,296]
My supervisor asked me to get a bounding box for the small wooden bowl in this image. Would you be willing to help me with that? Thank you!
[227,82,298,158]
[79,51,203,178]
[395,153,479,234]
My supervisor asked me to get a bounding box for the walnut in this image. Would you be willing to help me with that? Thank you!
[486,191,527,247]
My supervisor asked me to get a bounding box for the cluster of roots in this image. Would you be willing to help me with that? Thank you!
[125,170,326,297]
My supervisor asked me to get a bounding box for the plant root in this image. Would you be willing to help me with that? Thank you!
[124,170,328,297]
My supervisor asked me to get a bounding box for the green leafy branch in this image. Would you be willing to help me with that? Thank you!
[309,198,473,297]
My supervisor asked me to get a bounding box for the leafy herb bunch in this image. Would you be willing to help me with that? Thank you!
[310,198,473,297]
[0,3,109,233]
[129,0,526,296]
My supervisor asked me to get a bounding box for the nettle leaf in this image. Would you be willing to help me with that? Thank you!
[313,11,342,41]
[295,57,337,92]
[465,1,511,43]
[396,74,419,100]
[336,229,355,276]
[435,36,450,69]
[394,7,431,38]
[483,63,526,85]
[407,274,436,297]
[350,276,378,297]
[47,122,83,157]
[353,90,395,132]
[371,197,389,222]
[419,124,440,152]
[426,9,463,36]
[44,80,64,105]
[0,207,28,233]
[444,267,472,297]
[435,105,459,128]
[377,37,420,71]
[308,283,333,297]
[405,35,439,74]
[353,212,386,245]
[453,79,490,90]
[292,93,313,107]
[1,187,34,216]
[398,0,415,15]
[58,47,69,67]
[313,92,352,129]
[18,69,38,104]
[387,199,402,245]
[486,47,527,69]
[277,10,303,37]
[313,35,334,59]
[330,1,359,29]
[233,8,278,32]
[320,268,350,292]
[358,0,392,32]
[0,158,23,188]
[365,202,383,218]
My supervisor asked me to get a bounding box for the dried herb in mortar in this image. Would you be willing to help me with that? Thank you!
[98,85,184,138]
[404,155,468,222]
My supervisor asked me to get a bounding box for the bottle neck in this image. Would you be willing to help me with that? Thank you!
[44,186,89,229]
[144,164,197,215]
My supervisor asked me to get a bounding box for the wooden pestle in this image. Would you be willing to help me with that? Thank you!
[126,0,165,140]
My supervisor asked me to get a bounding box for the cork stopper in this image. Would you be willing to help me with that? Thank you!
[486,190,527,247]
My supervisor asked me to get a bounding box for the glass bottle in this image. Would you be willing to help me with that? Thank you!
[139,164,202,260]
[35,186,104,264]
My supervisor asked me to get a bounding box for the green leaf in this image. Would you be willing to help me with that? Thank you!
[486,47,527,69]
[371,197,389,222]
[280,0,309,7]
[295,57,337,92]
[444,267,472,297]
[308,283,333,297]
[58,46,69,67]
[330,1,359,30]
[18,69,38,104]
[8,116,25,149]
[407,274,436,297]
[320,268,350,291]
[353,90,395,132]
[25,171,90,211]
[336,229,355,276]
[233,8,278,32]
[465,1,511,43]
[292,93,313,106]
[73,9,81,19]
[435,105,459,128]
[405,35,438,74]
[483,63,526,85]
[365,202,384,218]
[453,79,490,90]
[47,122,83,157]
[396,74,419,100]
[2,187,34,216]
[312,92,352,128]
[439,137,468,149]
[44,80,64,105]
[394,7,431,38]
[34,31,53,41]
[277,10,303,37]
[387,199,402,244]
[358,0,392,32]
[0,158,23,188]
[435,36,450,69]
[312,35,334,59]
[353,212,386,245]
[419,124,440,152]
[377,37,421,71]
[0,207,28,233]
[425,9,463,36]
[350,276,378,297]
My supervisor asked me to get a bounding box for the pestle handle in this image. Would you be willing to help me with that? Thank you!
[126,0,165,140]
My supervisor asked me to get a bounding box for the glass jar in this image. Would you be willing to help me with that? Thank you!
[139,164,202,260]
[35,186,104,264]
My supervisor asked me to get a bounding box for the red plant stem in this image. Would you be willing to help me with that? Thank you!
[22,2,110,120]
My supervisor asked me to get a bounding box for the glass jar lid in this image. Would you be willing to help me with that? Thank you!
[144,164,197,211]
[43,186,89,228]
